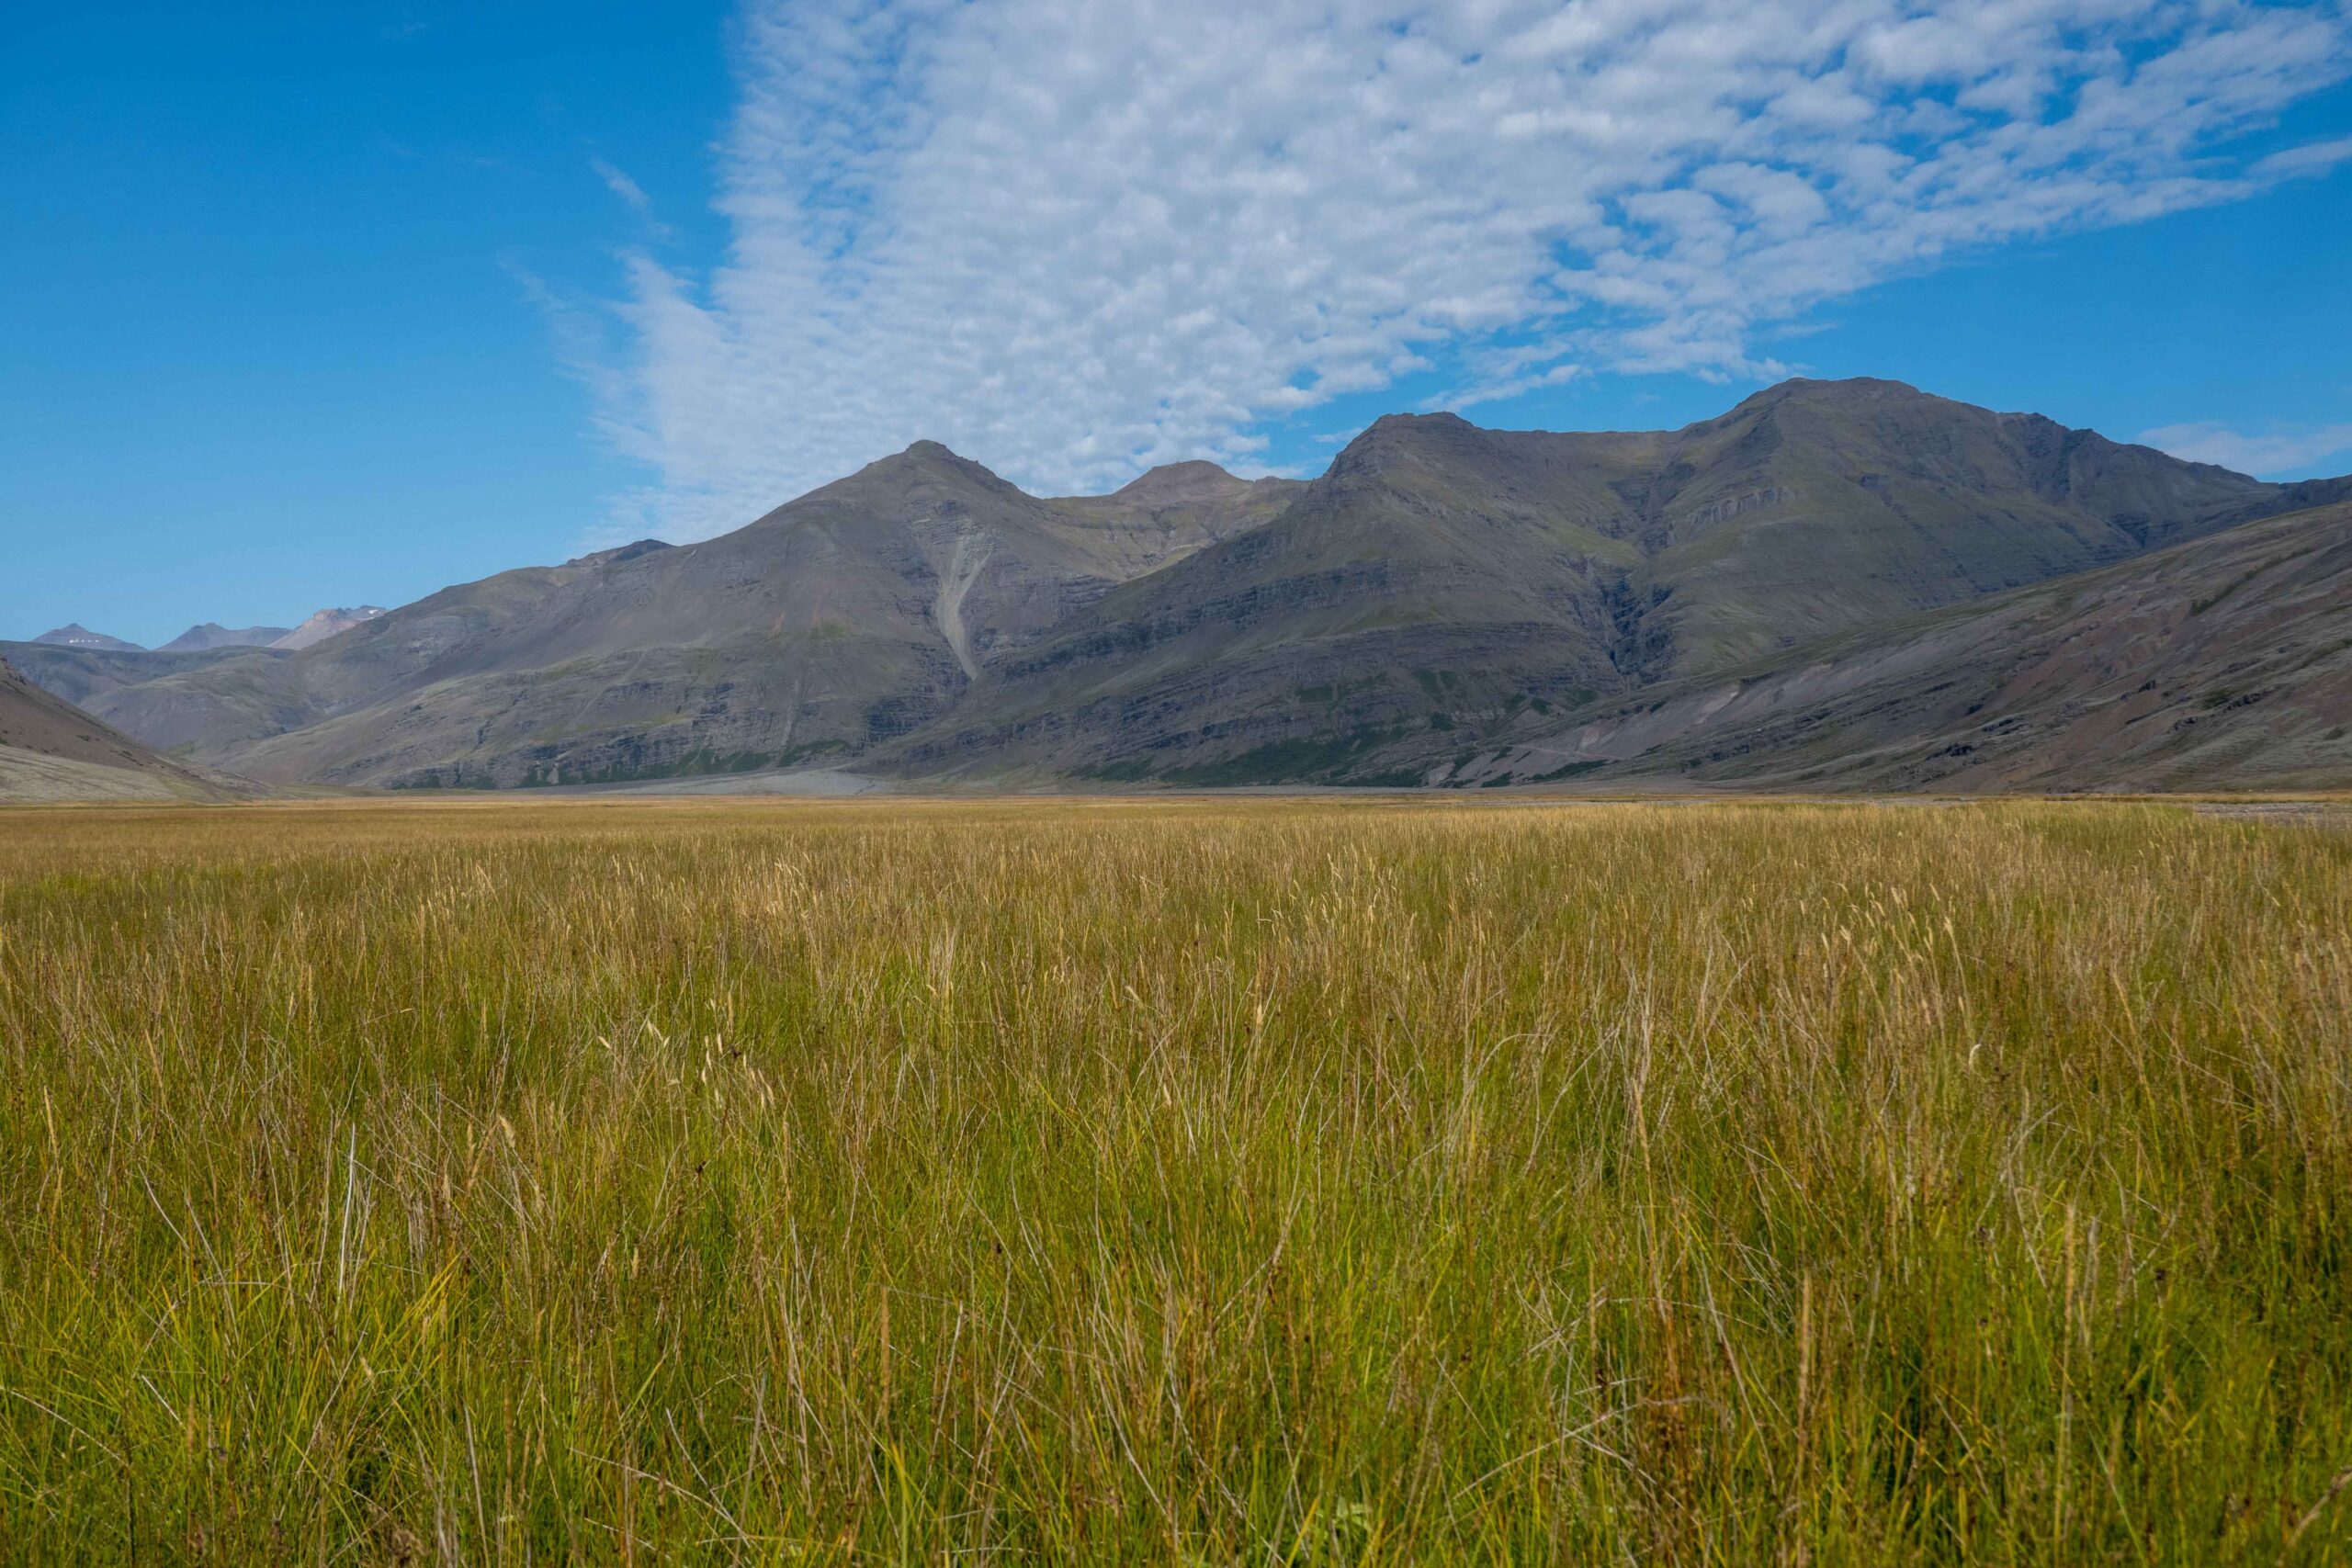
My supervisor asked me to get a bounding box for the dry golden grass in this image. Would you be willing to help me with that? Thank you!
[1,795,2347,1562]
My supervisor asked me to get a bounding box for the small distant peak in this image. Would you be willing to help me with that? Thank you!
[1126,458,1235,485]
[1109,459,1241,502]
[32,623,144,651]
[854,439,1020,493]
[156,621,294,653]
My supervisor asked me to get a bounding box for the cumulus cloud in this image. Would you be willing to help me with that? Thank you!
[575,0,2352,541]
[2139,422,2352,478]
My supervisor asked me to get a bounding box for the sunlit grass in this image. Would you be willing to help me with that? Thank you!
[1,796,2347,1562]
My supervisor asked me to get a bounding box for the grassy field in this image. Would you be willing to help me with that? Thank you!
[0,796,2347,1563]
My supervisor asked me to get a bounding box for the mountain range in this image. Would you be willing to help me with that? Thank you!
[157,623,297,653]
[10,378,2348,795]
[32,607,392,657]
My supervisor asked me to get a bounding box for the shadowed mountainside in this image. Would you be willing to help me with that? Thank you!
[1411,495,2352,794]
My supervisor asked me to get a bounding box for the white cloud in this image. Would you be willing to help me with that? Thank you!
[2139,422,2352,478]
[575,0,2352,541]
[589,158,675,241]
[590,157,652,215]
[2250,134,2352,180]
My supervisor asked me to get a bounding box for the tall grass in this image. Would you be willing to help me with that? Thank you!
[0,797,2346,1562]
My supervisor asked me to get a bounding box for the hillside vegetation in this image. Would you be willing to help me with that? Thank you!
[2,796,2347,1561]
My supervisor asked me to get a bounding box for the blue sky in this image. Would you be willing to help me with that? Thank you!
[6,1,2351,649]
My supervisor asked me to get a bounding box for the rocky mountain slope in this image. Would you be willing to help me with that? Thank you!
[16,378,2342,793]
[1378,494,2352,792]
[272,606,389,650]
[0,656,241,801]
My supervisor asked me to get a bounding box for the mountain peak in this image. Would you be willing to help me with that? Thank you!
[867,438,1002,477]
[1108,459,1245,503]
[33,624,143,652]
[1329,410,1487,474]
[1367,411,1476,432]
[273,606,388,651]
[1734,375,1928,412]
[897,439,1010,474]
[846,439,1024,497]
